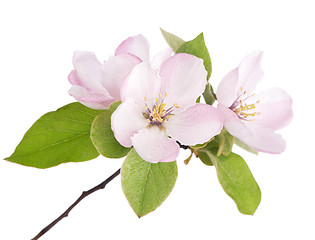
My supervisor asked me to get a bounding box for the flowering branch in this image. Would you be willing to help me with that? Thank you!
[31,168,121,240]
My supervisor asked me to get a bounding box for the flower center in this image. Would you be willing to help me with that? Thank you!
[143,93,179,125]
[229,87,261,121]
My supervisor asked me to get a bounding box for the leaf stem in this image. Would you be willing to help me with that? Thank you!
[31,168,121,240]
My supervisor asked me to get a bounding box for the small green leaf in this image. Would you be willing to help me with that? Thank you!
[6,103,102,168]
[160,28,185,52]
[121,149,178,218]
[176,32,212,80]
[210,152,261,215]
[90,101,131,158]
[234,138,258,155]
[197,150,213,166]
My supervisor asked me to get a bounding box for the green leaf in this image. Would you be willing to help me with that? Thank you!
[160,28,185,52]
[5,102,102,168]
[121,149,178,218]
[210,152,261,215]
[176,32,212,80]
[234,138,258,155]
[197,150,213,166]
[90,101,131,158]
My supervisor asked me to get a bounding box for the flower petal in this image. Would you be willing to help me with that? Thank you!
[217,103,252,139]
[131,126,179,163]
[72,51,105,93]
[68,70,81,86]
[216,51,263,108]
[241,122,286,154]
[115,34,150,61]
[120,62,161,108]
[216,68,239,107]
[246,88,293,131]
[101,53,141,100]
[164,103,223,146]
[236,51,264,94]
[151,48,173,69]
[111,100,149,147]
[68,85,114,110]
[159,53,207,111]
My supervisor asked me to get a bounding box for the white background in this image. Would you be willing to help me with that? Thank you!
[0,0,314,239]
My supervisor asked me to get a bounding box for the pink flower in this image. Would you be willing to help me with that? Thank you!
[112,53,223,163]
[216,51,293,153]
[68,35,150,109]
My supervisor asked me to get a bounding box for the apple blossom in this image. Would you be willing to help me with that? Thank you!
[216,51,293,153]
[112,53,223,163]
[67,35,149,109]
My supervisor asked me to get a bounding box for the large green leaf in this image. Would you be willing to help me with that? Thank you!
[5,102,102,168]
[210,152,261,215]
[160,28,185,52]
[90,101,131,158]
[176,32,212,80]
[121,149,178,218]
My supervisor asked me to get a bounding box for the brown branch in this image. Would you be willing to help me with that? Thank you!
[31,168,121,240]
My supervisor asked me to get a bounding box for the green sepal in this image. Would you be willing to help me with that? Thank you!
[203,83,216,105]
[234,138,258,155]
[209,151,261,215]
[121,149,178,218]
[176,32,212,80]
[160,28,185,52]
[216,129,234,157]
[194,128,234,165]
[5,102,102,168]
[90,101,131,158]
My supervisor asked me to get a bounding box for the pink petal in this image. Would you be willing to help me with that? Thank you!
[216,68,239,107]
[216,51,264,108]
[164,103,223,146]
[159,53,207,111]
[101,53,141,100]
[68,85,114,110]
[246,88,293,131]
[131,126,179,163]
[111,100,149,147]
[68,70,81,86]
[115,34,150,61]
[72,51,105,93]
[120,62,161,109]
[241,122,286,154]
[151,48,173,69]
[236,51,264,94]
[217,103,252,139]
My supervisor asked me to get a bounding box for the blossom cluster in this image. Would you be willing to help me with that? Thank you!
[68,34,293,163]
[5,30,294,226]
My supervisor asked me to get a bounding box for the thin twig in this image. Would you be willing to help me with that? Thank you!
[31,168,121,240]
